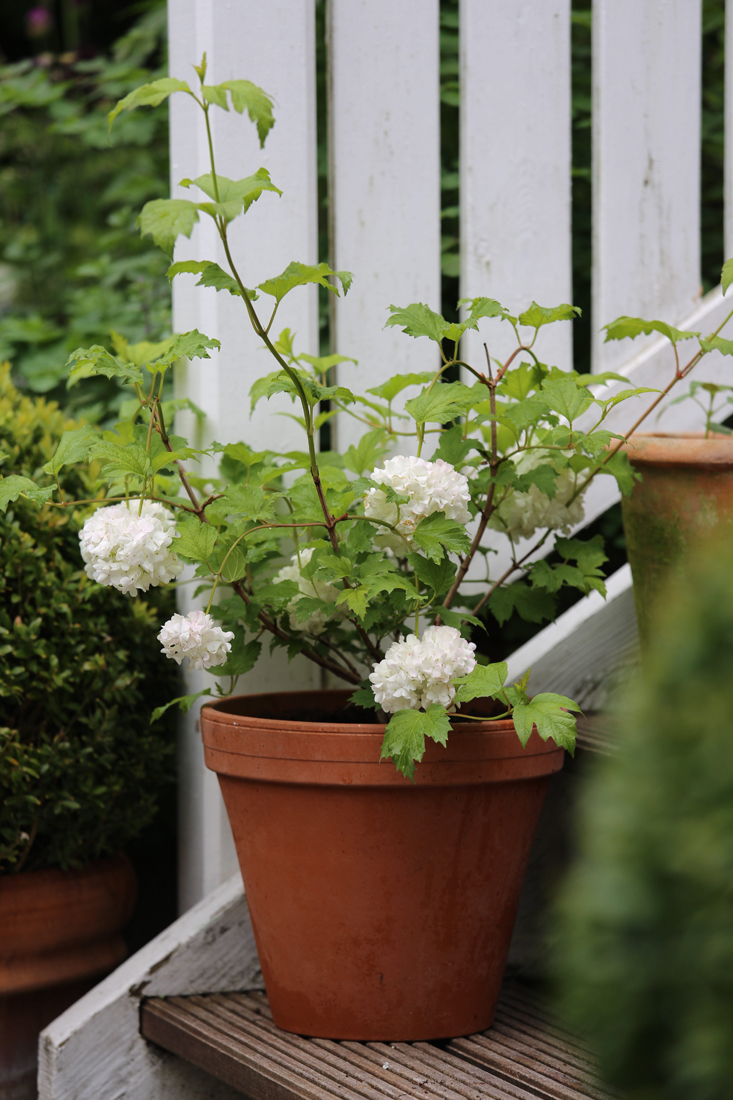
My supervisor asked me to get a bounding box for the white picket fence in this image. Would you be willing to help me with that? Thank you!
[38,2,733,1095]
[165,0,733,908]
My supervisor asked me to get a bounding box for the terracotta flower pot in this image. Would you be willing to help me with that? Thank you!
[0,854,136,1100]
[620,433,733,641]
[201,689,563,1041]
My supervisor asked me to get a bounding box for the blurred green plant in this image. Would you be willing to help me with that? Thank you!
[0,362,178,873]
[0,3,171,423]
[553,536,733,1099]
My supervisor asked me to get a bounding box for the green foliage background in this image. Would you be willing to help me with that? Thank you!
[0,4,170,422]
[553,538,733,1100]
[0,363,178,873]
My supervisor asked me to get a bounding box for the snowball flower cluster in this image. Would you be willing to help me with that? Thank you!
[489,449,585,541]
[79,499,183,596]
[157,610,234,671]
[273,547,341,635]
[364,456,471,553]
[369,625,476,714]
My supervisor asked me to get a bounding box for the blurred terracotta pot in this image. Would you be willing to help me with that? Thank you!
[0,854,136,1100]
[201,690,563,1041]
[620,433,733,641]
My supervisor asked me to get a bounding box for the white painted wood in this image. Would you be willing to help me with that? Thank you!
[459,0,573,372]
[726,0,733,260]
[38,874,258,1100]
[168,0,322,912]
[506,564,638,710]
[329,0,442,448]
[592,0,702,373]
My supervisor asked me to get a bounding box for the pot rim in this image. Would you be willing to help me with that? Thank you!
[202,688,523,737]
[200,690,564,785]
[621,432,733,468]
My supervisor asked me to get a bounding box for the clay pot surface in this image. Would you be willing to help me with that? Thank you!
[202,690,563,1041]
[620,433,733,639]
[0,854,136,1098]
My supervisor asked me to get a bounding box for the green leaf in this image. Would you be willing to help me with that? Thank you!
[180,169,282,222]
[458,296,515,325]
[432,424,474,467]
[540,377,594,424]
[518,302,581,329]
[699,335,733,356]
[595,387,660,415]
[721,258,733,295]
[167,260,251,297]
[174,516,218,563]
[411,511,472,563]
[488,582,557,626]
[429,605,483,631]
[385,302,450,343]
[220,79,275,146]
[380,704,452,780]
[66,345,142,388]
[603,316,700,346]
[148,329,221,373]
[498,362,545,400]
[350,685,377,711]
[43,426,98,477]
[108,77,191,131]
[366,372,435,402]
[513,693,581,752]
[601,451,641,496]
[337,587,369,618]
[214,484,276,524]
[555,534,608,574]
[0,475,54,512]
[151,688,212,724]
[405,381,475,425]
[257,262,352,303]
[453,662,508,704]
[407,552,457,595]
[90,441,148,480]
[215,636,262,678]
[528,559,585,594]
[137,199,199,258]
[202,84,229,110]
[342,430,389,476]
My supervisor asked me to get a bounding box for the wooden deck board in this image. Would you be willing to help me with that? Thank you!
[141,984,612,1100]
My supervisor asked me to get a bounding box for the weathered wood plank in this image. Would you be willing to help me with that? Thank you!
[592,0,702,372]
[330,0,442,447]
[460,0,573,370]
[38,874,259,1100]
[168,0,322,911]
[140,985,612,1100]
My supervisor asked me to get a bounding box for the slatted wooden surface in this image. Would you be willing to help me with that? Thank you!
[141,982,612,1100]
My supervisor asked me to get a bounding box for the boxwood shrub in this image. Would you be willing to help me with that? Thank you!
[0,363,179,873]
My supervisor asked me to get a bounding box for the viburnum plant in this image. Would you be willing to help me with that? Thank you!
[5,60,733,779]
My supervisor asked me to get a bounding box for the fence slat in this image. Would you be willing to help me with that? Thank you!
[592,0,702,372]
[459,0,573,372]
[168,0,321,913]
[721,0,726,257]
[330,0,442,447]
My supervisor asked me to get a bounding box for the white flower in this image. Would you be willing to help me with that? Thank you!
[369,624,476,715]
[79,499,183,597]
[273,547,341,635]
[489,449,585,541]
[157,610,234,671]
[364,456,471,553]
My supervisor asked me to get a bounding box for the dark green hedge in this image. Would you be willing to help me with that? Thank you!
[0,363,179,873]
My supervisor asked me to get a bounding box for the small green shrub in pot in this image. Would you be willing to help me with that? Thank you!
[0,363,178,874]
